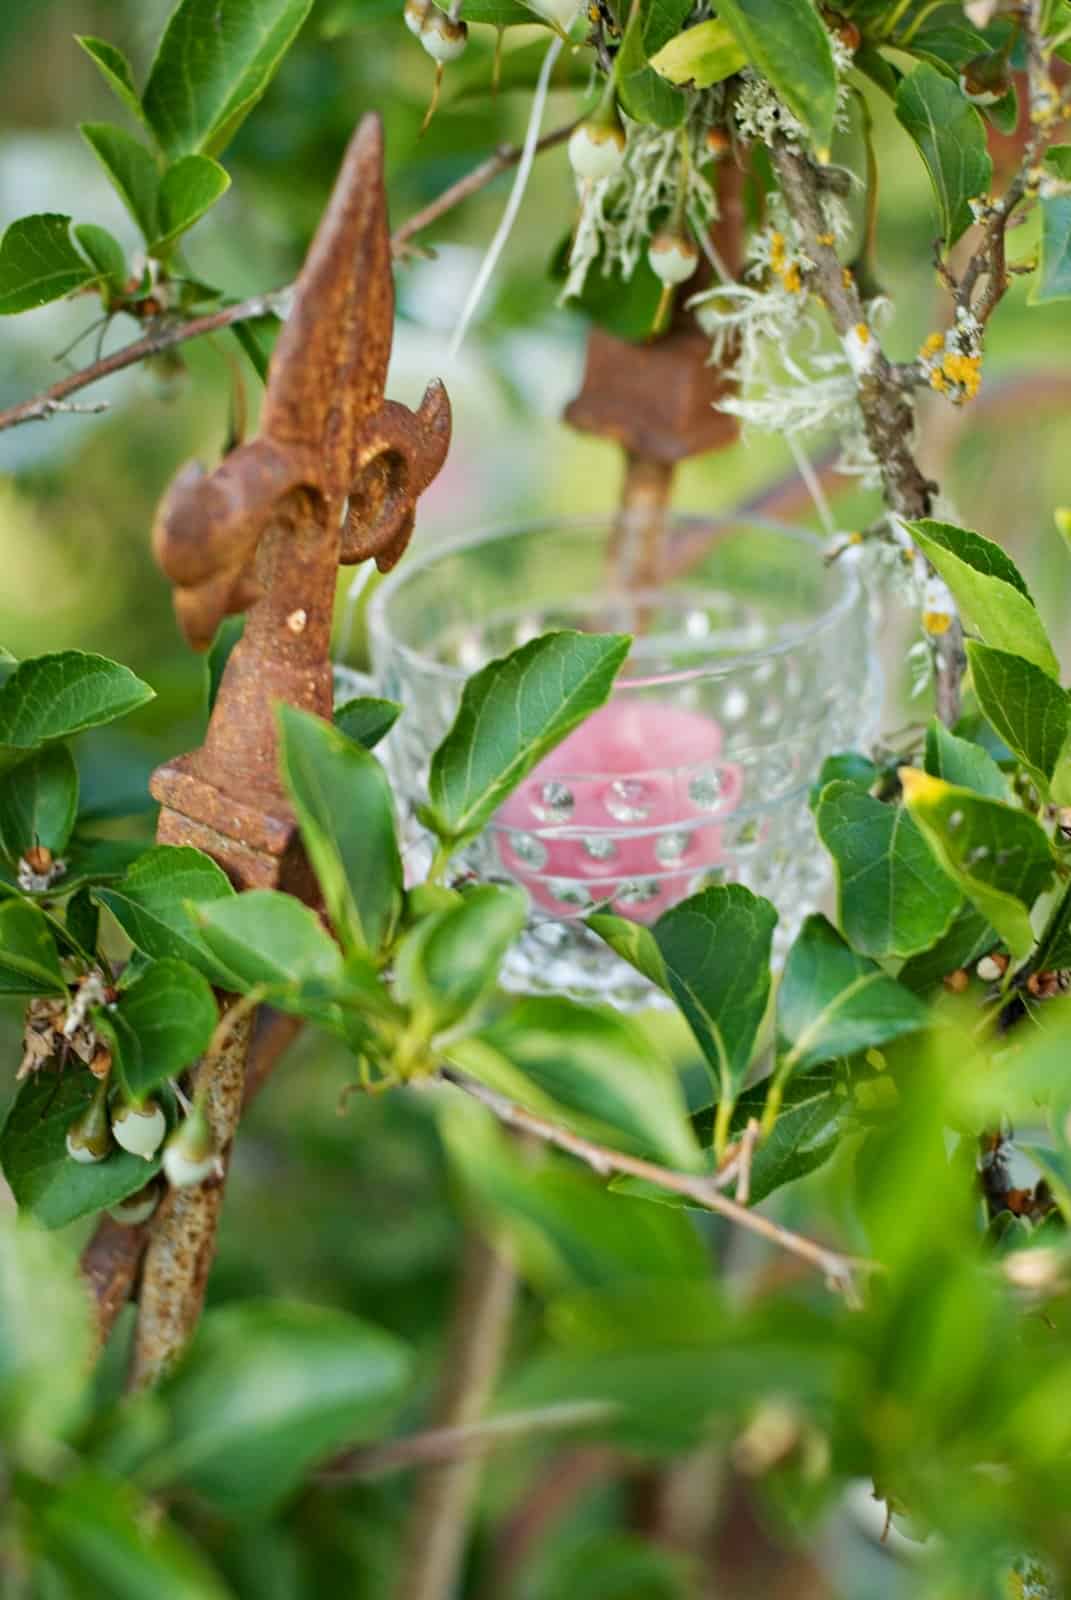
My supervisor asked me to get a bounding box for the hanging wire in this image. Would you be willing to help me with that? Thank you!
[447,33,564,359]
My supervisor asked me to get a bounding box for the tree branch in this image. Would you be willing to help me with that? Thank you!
[394,1228,519,1600]
[766,135,967,726]
[319,1401,617,1483]
[441,1069,875,1296]
[0,123,577,439]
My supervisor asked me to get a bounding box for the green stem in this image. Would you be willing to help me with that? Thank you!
[713,1096,734,1163]
[760,1075,784,1139]
[879,0,915,40]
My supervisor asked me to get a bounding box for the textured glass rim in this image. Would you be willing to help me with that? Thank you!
[369,515,862,690]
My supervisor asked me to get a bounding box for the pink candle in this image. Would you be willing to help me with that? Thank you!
[497,701,743,923]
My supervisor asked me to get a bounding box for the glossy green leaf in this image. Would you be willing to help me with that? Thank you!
[910,518,1059,678]
[553,232,664,340]
[0,745,79,862]
[424,631,630,853]
[142,0,315,160]
[648,886,776,1117]
[0,213,98,315]
[1031,191,1071,304]
[727,1069,842,1204]
[142,1300,411,1516]
[0,651,155,768]
[28,1466,230,1599]
[333,695,401,750]
[80,123,160,240]
[900,769,1055,959]
[966,641,1070,795]
[924,718,1007,799]
[193,888,343,994]
[450,996,701,1170]
[277,704,402,959]
[0,899,67,996]
[815,781,959,960]
[777,914,928,1077]
[150,154,230,253]
[0,1071,163,1229]
[716,0,838,152]
[898,903,996,992]
[898,8,988,72]
[72,224,126,296]
[614,0,690,127]
[895,62,992,245]
[434,0,535,20]
[440,1094,707,1290]
[808,749,879,810]
[1032,880,1071,974]
[76,35,146,124]
[586,911,667,990]
[112,959,218,1099]
[649,17,747,86]
[0,1213,92,1452]
[395,884,528,1031]
[94,845,237,984]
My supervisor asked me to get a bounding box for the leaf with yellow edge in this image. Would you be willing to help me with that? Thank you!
[899,768,1054,960]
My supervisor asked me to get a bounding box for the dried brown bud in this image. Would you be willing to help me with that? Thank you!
[23,844,53,874]
[943,968,970,993]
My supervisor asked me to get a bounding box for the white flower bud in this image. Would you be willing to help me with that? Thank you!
[162,1105,219,1189]
[108,1182,161,1226]
[403,0,431,32]
[66,1081,113,1164]
[419,11,468,61]
[568,120,627,182]
[976,954,1003,983]
[528,0,581,26]
[647,229,699,287]
[111,1099,166,1161]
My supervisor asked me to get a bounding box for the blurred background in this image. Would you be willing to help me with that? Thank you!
[2,3,1071,1594]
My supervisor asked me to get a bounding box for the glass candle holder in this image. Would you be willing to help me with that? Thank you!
[368,517,880,1007]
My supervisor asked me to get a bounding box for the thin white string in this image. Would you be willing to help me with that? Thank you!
[447,33,564,360]
[785,429,836,539]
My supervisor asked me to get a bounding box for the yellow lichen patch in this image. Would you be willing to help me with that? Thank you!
[782,262,801,293]
[842,266,852,288]
[941,350,981,399]
[920,331,945,356]
[923,610,953,635]
[854,321,870,343]
[929,368,948,392]
[817,231,835,246]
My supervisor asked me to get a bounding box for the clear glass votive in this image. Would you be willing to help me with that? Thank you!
[368,516,881,1008]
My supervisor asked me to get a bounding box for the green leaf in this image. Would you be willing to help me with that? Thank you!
[716,0,838,153]
[150,154,231,254]
[142,0,315,160]
[966,641,1070,795]
[450,996,701,1171]
[0,899,67,996]
[1031,192,1071,304]
[0,745,79,862]
[0,214,98,315]
[76,36,147,125]
[727,1070,842,1204]
[898,903,995,992]
[649,17,748,86]
[777,914,928,1077]
[334,695,401,750]
[434,0,537,22]
[193,888,343,994]
[552,232,664,340]
[0,1071,163,1229]
[396,884,528,1030]
[440,1095,707,1290]
[808,749,879,810]
[924,718,1007,799]
[815,782,960,960]
[0,651,155,769]
[0,1213,92,1453]
[71,224,126,296]
[586,912,668,990]
[277,705,402,959]
[1033,880,1071,974]
[141,1300,410,1517]
[205,615,243,715]
[112,959,218,1099]
[80,124,160,241]
[900,769,1055,959]
[614,0,690,127]
[28,1466,230,1600]
[648,886,776,1117]
[895,62,992,245]
[910,518,1059,678]
[425,631,630,853]
[94,845,237,984]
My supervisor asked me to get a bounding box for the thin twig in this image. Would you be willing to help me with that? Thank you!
[442,1069,874,1295]
[319,1401,617,1482]
[0,124,577,439]
[391,120,576,256]
[394,1229,518,1600]
[0,292,288,435]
